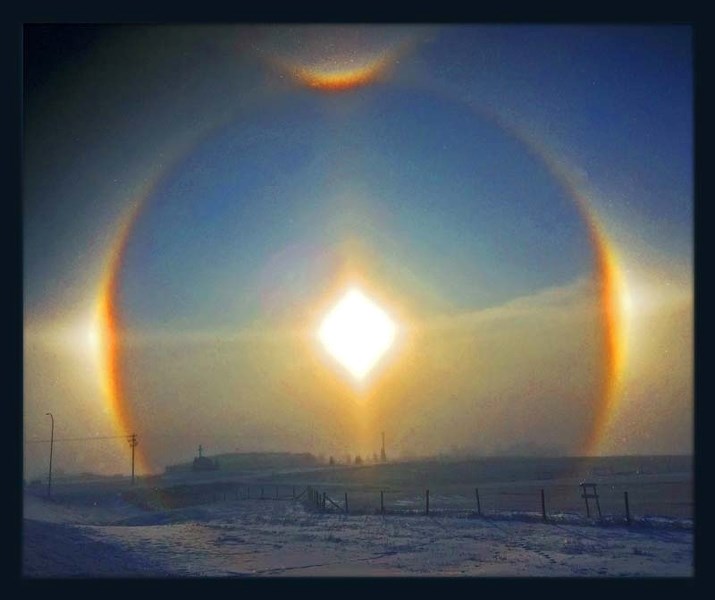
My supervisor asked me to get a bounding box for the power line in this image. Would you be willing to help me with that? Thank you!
[25,431,254,447]
[24,434,133,444]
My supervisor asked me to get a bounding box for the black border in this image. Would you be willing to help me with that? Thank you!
[8,2,707,594]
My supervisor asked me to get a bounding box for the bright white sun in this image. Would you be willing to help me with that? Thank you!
[318,288,397,381]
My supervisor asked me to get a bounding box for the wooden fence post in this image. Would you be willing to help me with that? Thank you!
[624,491,631,526]
[580,483,602,520]
[380,490,384,514]
[583,489,590,518]
[322,491,326,510]
[475,487,481,516]
[541,489,547,522]
[345,492,349,514]
[426,489,430,516]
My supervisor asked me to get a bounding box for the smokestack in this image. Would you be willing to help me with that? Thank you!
[380,431,387,463]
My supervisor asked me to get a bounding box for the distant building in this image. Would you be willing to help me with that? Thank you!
[192,445,219,472]
[165,451,319,475]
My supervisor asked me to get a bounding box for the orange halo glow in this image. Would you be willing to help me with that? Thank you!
[95,196,151,475]
[90,127,232,475]
[259,25,423,93]
[291,57,392,92]
[578,202,629,456]
[494,114,631,456]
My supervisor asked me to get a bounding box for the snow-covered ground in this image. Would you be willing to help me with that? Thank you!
[23,488,692,577]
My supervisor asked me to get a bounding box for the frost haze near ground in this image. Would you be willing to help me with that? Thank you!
[23,463,692,578]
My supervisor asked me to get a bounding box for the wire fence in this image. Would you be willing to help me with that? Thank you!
[24,449,692,527]
[294,479,692,525]
[67,477,691,528]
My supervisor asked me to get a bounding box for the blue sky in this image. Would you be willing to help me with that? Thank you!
[426,26,692,254]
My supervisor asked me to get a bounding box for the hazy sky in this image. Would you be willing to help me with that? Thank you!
[23,25,692,477]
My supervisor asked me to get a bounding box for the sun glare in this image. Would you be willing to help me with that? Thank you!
[318,288,397,381]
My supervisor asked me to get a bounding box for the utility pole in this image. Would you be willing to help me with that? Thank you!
[128,433,138,485]
[45,413,54,498]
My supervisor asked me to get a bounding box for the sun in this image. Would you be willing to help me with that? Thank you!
[318,288,397,381]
